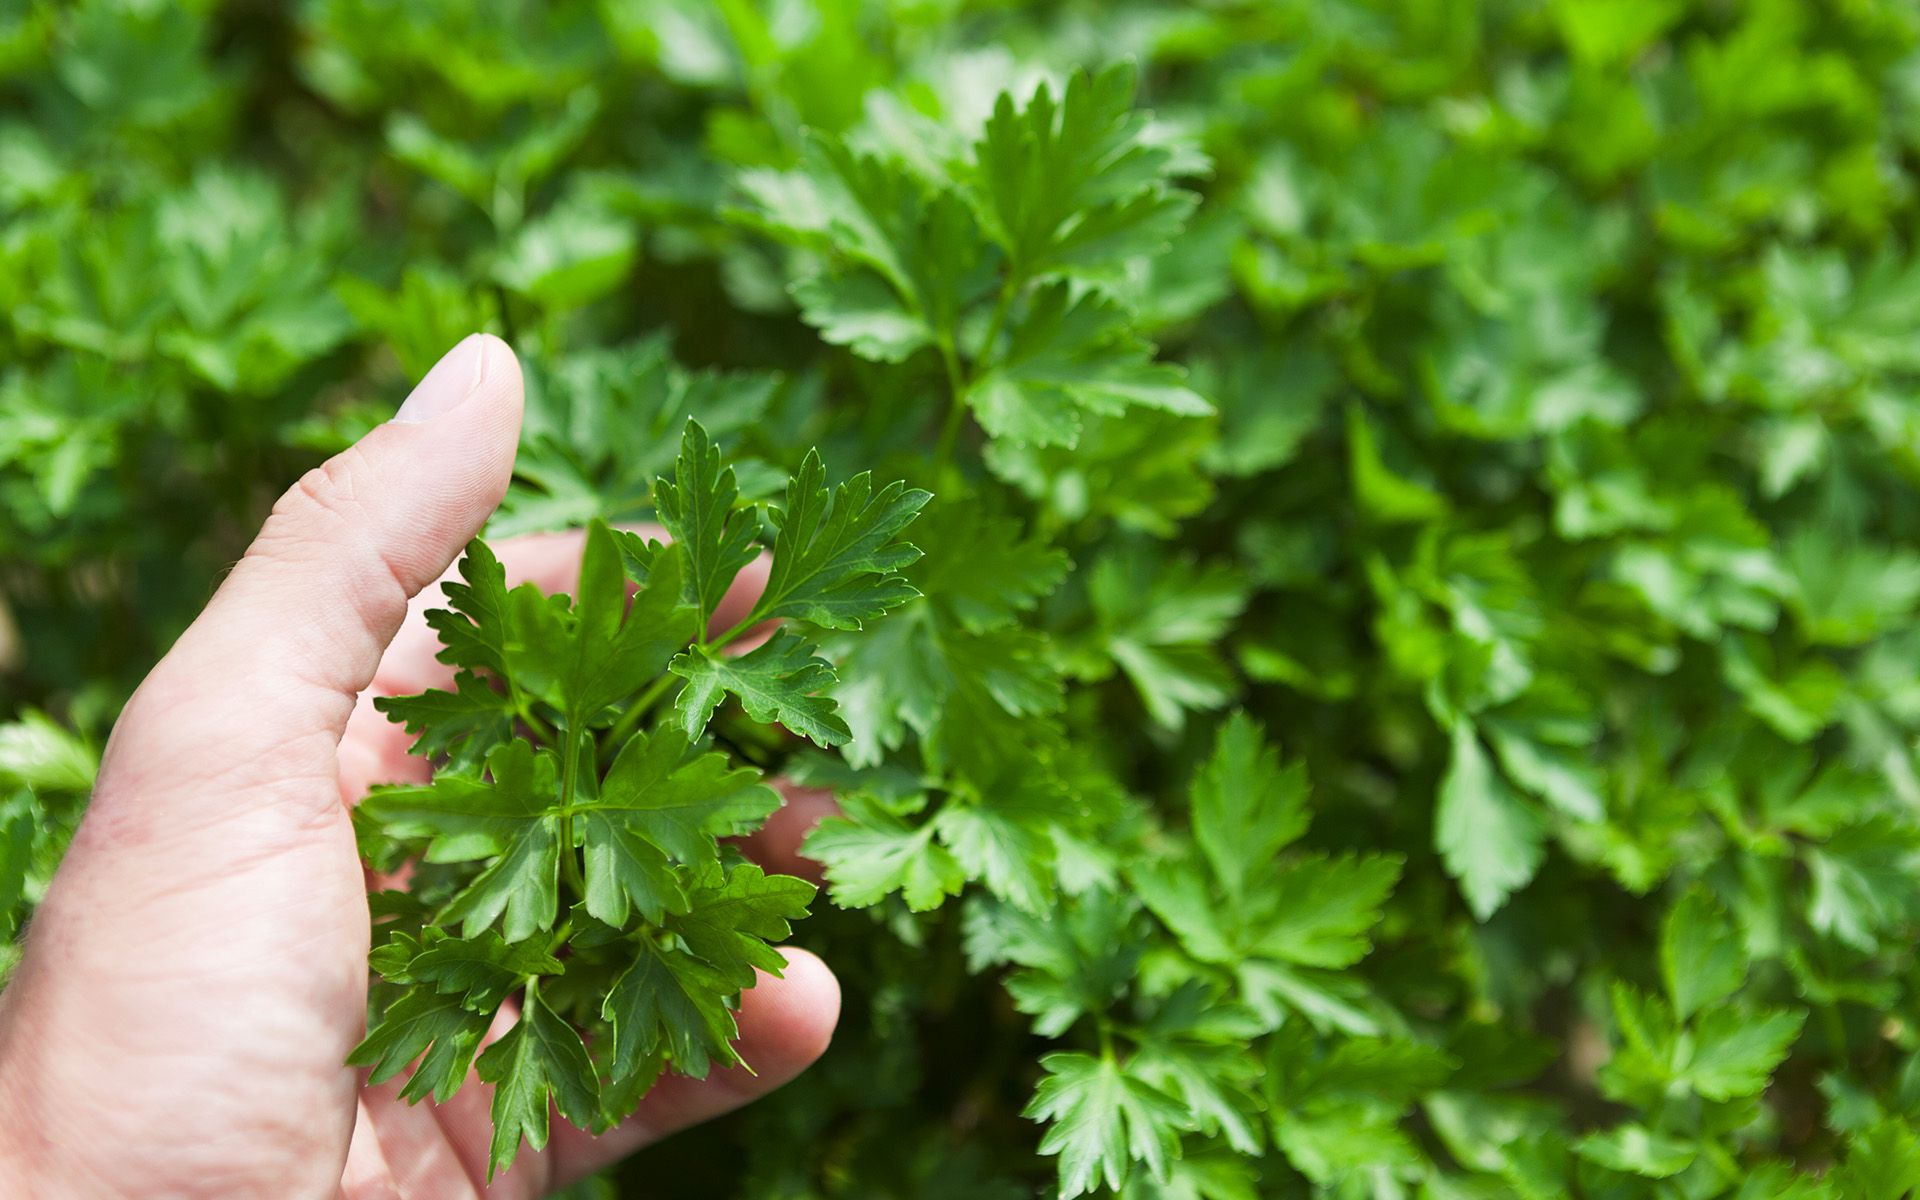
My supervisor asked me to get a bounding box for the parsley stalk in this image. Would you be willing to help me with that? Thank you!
[514,698,554,744]
[602,676,673,756]
[698,613,759,659]
[935,277,1021,467]
[934,335,968,466]
[558,727,588,899]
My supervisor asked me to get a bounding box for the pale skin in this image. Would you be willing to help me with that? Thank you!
[0,335,843,1198]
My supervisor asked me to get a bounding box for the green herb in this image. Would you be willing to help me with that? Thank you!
[9,2,1920,1196]
[353,423,924,1177]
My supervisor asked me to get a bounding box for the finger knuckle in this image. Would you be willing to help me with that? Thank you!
[270,449,372,544]
[254,448,410,604]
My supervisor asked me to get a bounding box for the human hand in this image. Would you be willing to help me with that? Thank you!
[0,335,841,1199]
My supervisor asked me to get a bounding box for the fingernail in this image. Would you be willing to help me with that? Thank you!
[392,335,488,424]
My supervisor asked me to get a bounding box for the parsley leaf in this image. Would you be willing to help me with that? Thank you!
[751,450,930,630]
[476,988,602,1179]
[1025,1051,1189,1198]
[969,283,1210,448]
[805,793,967,911]
[360,740,562,942]
[652,419,760,629]
[966,62,1196,281]
[1434,720,1545,920]
[671,631,852,748]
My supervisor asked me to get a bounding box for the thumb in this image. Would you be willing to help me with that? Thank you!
[100,332,523,830]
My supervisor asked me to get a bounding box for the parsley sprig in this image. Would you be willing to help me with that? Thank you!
[351,419,926,1178]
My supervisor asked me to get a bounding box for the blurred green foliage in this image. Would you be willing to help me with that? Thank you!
[8,0,1920,1195]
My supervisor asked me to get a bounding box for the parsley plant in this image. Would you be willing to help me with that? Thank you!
[8,2,1920,1196]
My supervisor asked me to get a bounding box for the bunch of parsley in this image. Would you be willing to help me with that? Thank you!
[352,424,926,1176]
[10,1,1920,1197]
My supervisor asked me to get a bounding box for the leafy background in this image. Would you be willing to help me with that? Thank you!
[7,0,1920,1195]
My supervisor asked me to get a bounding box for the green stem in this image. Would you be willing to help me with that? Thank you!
[935,336,969,467]
[935,386,969,468]
[558,727,588,899]
[602,673,678,759]
[935,278,1021,468]
[516,699,555,744]
[978,279,1018,364]
[561,838,587,900]
[703,614,761,658]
